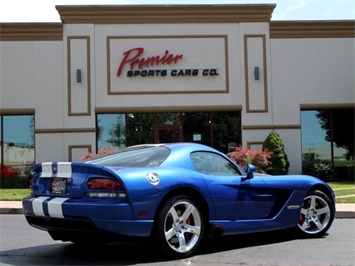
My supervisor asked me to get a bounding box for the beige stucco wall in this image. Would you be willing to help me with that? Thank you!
[0,5,354,173]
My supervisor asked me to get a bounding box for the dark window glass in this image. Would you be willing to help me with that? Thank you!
[190,151,242,176]
[183,112,241,153]
[96,111,241,154]
[126,113,155,146]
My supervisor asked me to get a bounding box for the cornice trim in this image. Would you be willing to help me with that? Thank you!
[55,4,276,24]
[0,23,63,41]
[270,21,355,38]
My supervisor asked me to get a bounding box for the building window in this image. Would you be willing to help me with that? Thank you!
[96,114,126,151]
[301,109,354,180]
[97,111,241,154]
[0,115,35,180]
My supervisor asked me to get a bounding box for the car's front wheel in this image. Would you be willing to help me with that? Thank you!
[155,195,205,259]
[298,190,335,237]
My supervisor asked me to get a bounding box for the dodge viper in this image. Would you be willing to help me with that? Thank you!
[22,142,335,258]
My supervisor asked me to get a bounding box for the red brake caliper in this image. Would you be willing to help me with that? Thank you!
[184,217,192,240]
[299,214,305,225]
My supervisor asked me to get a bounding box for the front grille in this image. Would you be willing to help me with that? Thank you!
[25,215,96,232]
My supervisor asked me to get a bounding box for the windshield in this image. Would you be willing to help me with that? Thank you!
[84,146,170,167]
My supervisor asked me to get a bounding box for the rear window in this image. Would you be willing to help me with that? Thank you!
[84,146,170,167]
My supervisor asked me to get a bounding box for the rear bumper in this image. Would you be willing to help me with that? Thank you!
[22,196,154,237]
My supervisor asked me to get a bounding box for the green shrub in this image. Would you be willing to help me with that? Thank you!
[347,164,355,181]
[313,162,334,181]
[302,160,334,181]
[333,164,354,181]
[262,131,290,175]
[303,160,354,181]
[0,175,29,188]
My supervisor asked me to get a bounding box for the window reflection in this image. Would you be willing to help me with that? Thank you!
[301,110,349,162]
[301,109,354,180]
[0,115,35,177]
[301,111,331,161]
[96,114,126,151]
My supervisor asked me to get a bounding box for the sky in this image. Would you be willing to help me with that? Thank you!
[0,0,354,22]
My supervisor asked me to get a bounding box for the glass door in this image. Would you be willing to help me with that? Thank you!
[157,127,182,143]
[155,113,183,143]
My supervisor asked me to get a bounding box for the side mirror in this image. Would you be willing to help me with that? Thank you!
[245,164,256,179]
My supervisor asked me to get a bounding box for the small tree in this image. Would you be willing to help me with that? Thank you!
[229,146,273,173]
[262,131,290,175]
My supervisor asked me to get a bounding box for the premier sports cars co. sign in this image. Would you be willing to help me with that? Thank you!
[116,47,219,78]
[107,36,229,94]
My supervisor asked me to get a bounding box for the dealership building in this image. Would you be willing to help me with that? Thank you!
[0,4,354,175]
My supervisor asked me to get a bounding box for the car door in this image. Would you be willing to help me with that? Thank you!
[191,151,275,220]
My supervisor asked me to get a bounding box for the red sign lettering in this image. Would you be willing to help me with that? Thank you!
[116,47,183,77]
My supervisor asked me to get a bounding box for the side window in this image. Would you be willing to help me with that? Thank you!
[190,151,242,176]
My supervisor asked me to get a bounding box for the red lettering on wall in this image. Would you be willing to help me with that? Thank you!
[116,47,183,77]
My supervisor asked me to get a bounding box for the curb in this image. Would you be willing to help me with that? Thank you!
[0,208,23,215]
[335,211,355,219]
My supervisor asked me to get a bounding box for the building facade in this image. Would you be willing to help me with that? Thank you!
[0,4,354,175]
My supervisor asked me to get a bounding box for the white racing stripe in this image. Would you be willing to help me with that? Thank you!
[32,197,69,218]
[40,162,72,178]
[41,162,53,178]
[33,162,72,217]
[57,162,72,178]
[47,197,69,218]
[32,196,50,216]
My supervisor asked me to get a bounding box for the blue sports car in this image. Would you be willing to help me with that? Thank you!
[22,142,335,259]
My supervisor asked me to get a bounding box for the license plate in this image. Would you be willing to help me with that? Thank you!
[51,178,67,194]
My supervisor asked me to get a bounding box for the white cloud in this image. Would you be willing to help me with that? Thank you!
[272,0,310,20]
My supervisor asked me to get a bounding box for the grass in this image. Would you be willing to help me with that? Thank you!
[328,181,355,203]
[0,182,354,203]
[0,189,30,201]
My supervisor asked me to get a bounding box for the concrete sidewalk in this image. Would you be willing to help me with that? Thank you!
[0,201,354,218]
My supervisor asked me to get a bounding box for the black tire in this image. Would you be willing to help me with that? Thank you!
[155,195,205,259]
[297,190,335,237]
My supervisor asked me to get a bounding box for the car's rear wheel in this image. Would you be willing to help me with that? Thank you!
[298,190,335,237]
[155,195,204,259]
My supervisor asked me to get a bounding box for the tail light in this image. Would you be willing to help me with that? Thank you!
[87,178,123,190]
[86,178,126,198]
[27,170,34,193]
[29,177,34,193]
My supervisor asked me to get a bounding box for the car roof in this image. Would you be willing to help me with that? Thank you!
[125,142,215,153]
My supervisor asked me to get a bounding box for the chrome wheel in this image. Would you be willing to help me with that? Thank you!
[164,200,202,253]
[298,190,334,236]
[156,195,204,258]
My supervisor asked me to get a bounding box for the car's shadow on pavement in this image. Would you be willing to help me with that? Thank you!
[199,228,302,255]
[0,229,316,265]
